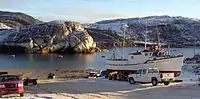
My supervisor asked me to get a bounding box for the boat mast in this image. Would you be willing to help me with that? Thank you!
[113,43,116,59]
[145,21,147,49]
[156,25,161,49]
[194,39,196,56]
[123,25,125,59]
[168,43,171,55]
[121,24,128,59]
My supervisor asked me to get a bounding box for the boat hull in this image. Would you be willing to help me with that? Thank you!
[107,56,184,77]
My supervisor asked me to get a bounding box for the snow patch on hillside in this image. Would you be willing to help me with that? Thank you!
[0,23,11,29]
[88,15,200,43]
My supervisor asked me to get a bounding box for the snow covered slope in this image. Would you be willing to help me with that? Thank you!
[89,15,200,44]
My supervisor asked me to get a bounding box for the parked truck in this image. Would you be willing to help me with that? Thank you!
[0,74,24,97]
[128,68,174,86]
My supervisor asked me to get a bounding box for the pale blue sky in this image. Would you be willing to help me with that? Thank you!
[0,0,199,23]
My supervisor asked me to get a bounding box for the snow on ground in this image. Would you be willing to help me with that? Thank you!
[177,71,199,81]
[1,96,46,99]
[177,64,200,81]
[3,77,200,99]
[3,64,200,99]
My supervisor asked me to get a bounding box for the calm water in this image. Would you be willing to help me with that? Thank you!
[0,47,200,70]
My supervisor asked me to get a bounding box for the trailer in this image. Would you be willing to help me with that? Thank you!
[107,69,183,82]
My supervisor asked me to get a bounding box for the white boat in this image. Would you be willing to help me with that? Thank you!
[106,23,184,77]
[106,45,184,77]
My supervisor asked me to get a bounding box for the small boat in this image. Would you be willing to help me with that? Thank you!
[58,55,63,58]
[11,54,16,58]
[101,56,106,58]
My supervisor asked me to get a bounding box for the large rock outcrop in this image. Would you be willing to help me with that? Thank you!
[0,21,97,54]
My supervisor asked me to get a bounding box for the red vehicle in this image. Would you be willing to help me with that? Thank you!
[0,75,24,97]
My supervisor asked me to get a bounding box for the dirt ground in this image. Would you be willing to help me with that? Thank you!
[0,68,87,80]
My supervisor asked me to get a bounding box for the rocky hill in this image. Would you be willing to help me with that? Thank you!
[86,28,125,48]
[0,21,98,54]
[89,16,200,46]
[87,28,122,43]
[0,11,41,27]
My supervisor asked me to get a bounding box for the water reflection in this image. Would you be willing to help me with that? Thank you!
[1,47,200,69]
[24,53,97,69]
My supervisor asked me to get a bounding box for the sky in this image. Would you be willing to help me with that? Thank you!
[0,0,199,23]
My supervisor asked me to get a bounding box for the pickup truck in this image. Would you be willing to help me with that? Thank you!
[0,74,24,97]
[128,68,174,86]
